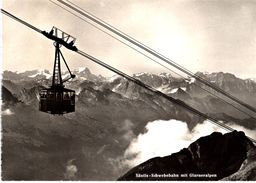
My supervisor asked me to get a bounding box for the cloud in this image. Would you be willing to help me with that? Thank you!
[123,119,255,167]
[227,123,256,140]
[64,159,78,180]
[119,119,136,142]
[2,108,14,115]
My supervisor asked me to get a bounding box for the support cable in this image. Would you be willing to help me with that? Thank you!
[49,0,256,120]
[1,8,256,143]
[55,0,256,115]
[76,49,256,143]
[1,9,42,33]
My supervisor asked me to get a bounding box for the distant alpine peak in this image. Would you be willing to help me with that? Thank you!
[196,71,236,78]
[16,69,50,74]
[78,67,86,73]
[34,69,50,74]
[107,74,121,82]
[159,72,173,78]
[247,78,256,83]
[13,69,51,79]
[28,69,51,79]
[74,67,91,74]
[37,69,50,73]
[185,77,196,84]
[133,72,174,79]
[133,72,149,77]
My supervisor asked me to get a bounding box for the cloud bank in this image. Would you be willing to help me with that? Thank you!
[2,108,14,115]
[123,119,255,167]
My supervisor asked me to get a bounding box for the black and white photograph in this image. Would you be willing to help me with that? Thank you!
[1,0,256,181]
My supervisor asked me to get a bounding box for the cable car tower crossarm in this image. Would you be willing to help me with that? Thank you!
[1,9,76,115]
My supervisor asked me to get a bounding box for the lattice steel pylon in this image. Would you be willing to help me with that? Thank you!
[52,42,63,86]
[49,27,77,88]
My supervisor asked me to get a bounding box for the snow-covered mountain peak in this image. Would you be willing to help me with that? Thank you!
[159,72,173,78]
[74,67,91,74]
[107,74,121,82]
[247,78,256,83]
[28,69,51,79]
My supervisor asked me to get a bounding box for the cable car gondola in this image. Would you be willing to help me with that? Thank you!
[39,27,76,115]
[39,87,75,114]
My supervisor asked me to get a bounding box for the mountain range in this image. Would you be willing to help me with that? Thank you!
[2,68,256,180]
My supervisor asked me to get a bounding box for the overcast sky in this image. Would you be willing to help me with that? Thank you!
[2,0,256,78]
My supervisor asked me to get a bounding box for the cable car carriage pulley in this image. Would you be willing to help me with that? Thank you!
[39,27,76,115]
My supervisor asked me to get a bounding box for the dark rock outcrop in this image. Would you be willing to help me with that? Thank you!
[222,143,256,180]
[2,86,19,106]
[118,131,255,181]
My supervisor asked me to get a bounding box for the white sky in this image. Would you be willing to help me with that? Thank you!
[2,0,256,78]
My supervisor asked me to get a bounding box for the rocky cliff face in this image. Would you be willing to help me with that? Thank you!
[2,86,19,107]
[193,72,256,106]
[118,131,256,181]
[222,144,256,180]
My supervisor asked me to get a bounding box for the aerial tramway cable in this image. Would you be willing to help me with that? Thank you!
[77,49,256,143]
[49,0,256,120]
[1,8,256,143]
[1,9,42,33]
[55,0,256,115]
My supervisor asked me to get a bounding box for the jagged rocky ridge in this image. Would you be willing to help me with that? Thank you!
[2,68,256,180]
[118,131,256,181]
